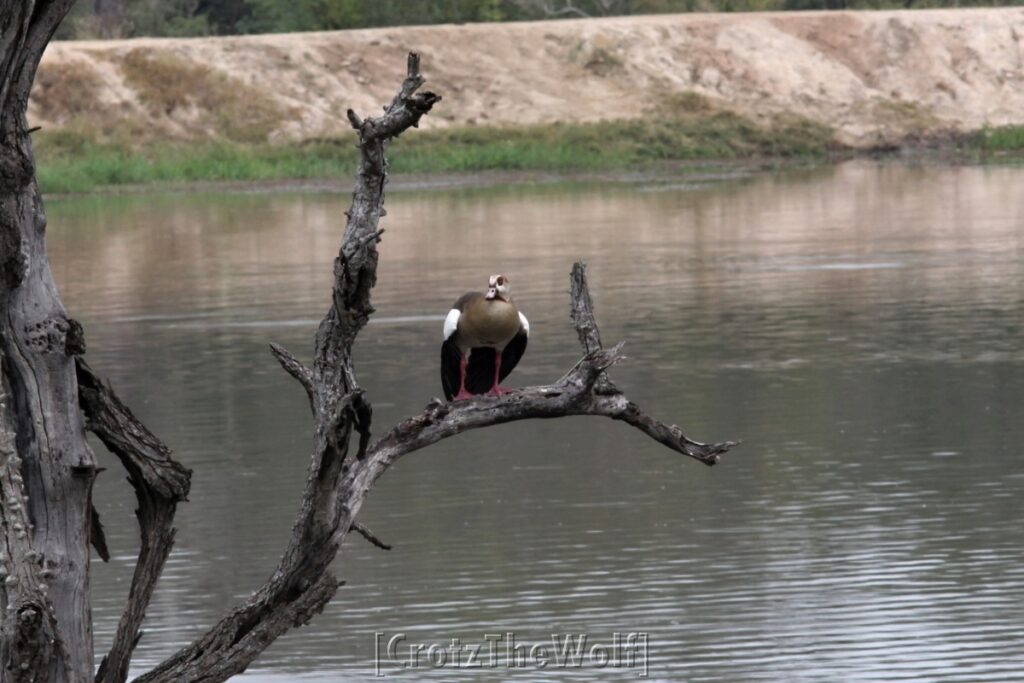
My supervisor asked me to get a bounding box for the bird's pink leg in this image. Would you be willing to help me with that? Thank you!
[489,353,512,396]
[453,355,475,401]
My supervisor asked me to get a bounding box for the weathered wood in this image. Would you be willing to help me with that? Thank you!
[351,521,392,551]
[135,52,441,683]
[75,358,192,683]
[570,261,618,394]
[1,4,98,682]
[366,337,733,472]
[0,363,62,683]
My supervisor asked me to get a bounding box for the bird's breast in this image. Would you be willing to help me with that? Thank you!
[458,300,521,348]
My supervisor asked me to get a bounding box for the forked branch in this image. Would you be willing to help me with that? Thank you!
[134,52,442,683]
[103,52,734,683]
[363,263,735,479]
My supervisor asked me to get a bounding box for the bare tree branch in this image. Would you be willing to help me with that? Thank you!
[351,521,392,551]
[75,358,192,683]
[133,52,733,683]
[570,262,604,355]
[134,52,441,683]
[269,342,316,412]
[570,261,617,394]
[364,265,735,474]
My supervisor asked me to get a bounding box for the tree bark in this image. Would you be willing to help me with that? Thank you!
[76,359,192,683]
[1,3,96,682]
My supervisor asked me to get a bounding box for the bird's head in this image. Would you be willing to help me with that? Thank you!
[485,274,510,301]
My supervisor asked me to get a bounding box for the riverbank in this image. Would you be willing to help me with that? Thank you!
[34,115,1022,194]
[35,92,846,193]
[31,9,1024,192]
[34,9,1024,144]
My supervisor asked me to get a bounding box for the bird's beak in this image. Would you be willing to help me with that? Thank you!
[485,288,498,300]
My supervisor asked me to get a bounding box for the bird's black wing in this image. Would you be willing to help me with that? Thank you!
[441,337,464,401]
[499,327,528,382]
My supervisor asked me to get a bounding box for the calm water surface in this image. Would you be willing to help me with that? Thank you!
[47,162,1024,682]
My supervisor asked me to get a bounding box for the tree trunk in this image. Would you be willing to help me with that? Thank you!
[1,3,95,682]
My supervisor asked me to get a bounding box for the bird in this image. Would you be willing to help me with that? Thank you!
[441,274,529,401]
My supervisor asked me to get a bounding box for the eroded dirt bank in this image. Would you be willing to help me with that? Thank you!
[33,9,1024,148]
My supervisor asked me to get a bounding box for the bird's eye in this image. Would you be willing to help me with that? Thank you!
[497,276,505,286]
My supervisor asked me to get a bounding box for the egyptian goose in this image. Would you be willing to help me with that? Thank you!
[441,274,529,401]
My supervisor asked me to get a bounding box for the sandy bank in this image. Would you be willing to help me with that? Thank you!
[32,9,1024,148]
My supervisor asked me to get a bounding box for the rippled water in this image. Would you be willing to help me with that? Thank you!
[46,161,1024,681]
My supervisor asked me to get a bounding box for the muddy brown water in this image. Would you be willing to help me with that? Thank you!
[47,161,1024,681]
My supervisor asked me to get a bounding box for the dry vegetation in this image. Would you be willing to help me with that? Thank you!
[32,50,291,146]
[118,49,289,142]
[32,59,113,122]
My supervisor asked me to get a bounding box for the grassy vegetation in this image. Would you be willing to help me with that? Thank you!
[32,60,109,120]
[36,122,1024,195]
[974,125,1024,152]
[35,133,356,193]
[34,94,840,193]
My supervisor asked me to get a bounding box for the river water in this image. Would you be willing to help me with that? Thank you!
[47,161,1023,682]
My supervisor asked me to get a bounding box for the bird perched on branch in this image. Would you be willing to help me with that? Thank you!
[441,274,529,401]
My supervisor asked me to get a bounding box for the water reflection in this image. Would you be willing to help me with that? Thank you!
[47,161,1024,681]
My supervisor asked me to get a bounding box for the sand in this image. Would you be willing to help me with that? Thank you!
[32,8,1024,147]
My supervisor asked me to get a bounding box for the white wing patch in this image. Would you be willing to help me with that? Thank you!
[518,312,530,337]
[443,308,461,340]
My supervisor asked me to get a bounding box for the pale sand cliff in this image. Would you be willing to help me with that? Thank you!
[33,9,1024,147]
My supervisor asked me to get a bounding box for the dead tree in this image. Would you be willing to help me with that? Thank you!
[1,4,736,678]
[2,2,99,682]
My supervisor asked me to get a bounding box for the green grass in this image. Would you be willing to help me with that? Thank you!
[35,104,840,194]
[974,125,1024,152]
[36,133,359,193]
[392,110,838,171]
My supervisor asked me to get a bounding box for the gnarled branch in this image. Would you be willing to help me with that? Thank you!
[133,52,734,683]
[75,358,191,683]
[364,265,734,476]
[135,52,441,683]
